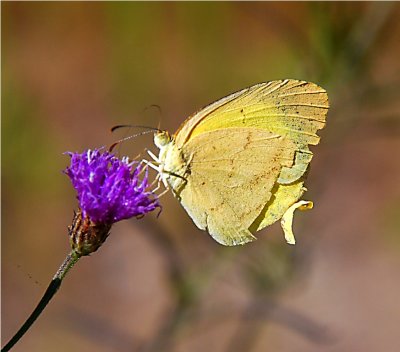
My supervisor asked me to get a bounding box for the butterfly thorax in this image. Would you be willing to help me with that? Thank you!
[154,131,189,196]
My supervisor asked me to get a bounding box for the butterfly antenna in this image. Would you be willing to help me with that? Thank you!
[143,104,162,116]
[110,124,160,133]
[109,129,157,153]
[142,104,163,130]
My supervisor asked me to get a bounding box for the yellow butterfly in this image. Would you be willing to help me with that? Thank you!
[152,79,328,246]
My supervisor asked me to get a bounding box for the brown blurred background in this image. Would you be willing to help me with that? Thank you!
[2,2,400,352]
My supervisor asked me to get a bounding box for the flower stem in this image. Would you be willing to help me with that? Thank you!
[1,251,80,352]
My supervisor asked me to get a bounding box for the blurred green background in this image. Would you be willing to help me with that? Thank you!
[2,2,400,352]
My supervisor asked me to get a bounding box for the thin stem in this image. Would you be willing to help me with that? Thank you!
[53,251,80,280]
[2,251,80,352]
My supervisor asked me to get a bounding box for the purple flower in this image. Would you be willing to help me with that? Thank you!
[64,149,160,224]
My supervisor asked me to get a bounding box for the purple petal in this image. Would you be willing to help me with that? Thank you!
[64,149,160,224]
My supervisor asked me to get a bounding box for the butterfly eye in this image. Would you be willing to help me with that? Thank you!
[154,131,171,148]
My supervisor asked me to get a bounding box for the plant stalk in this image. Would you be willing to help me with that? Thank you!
[1,251,80,352]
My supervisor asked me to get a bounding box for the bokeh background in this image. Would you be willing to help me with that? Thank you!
[2,2,400,352]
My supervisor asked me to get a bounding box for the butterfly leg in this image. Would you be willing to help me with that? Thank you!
[140,150,160,171]
[140,151,164,184]
[150,171,169,195]
[138,149,171,195]
[145,149,172,189]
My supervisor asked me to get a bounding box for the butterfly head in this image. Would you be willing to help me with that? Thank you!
[154,131,172,149]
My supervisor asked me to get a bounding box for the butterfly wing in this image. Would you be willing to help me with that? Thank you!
[170,80,328,241]
[177,127,296,246]
[158,80,328,245]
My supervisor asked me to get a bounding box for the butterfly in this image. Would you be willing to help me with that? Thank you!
[150,79,328,246]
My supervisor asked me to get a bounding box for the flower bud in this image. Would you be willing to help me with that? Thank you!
[68,208,111,256]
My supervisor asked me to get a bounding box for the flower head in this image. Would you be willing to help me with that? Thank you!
[64,149,160,225]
